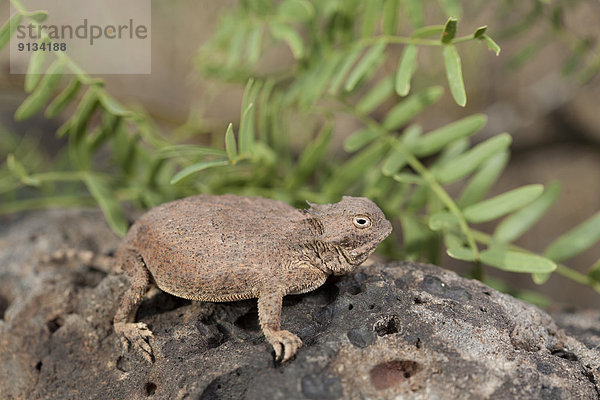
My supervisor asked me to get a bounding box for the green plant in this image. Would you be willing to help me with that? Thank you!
[2,0,600,303]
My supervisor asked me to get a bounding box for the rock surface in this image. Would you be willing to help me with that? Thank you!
[0,209,599,400]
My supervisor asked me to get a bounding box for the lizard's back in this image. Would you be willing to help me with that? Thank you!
[120,194,310,301]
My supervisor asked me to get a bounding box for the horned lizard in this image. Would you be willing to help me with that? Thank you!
[54,194,392,362]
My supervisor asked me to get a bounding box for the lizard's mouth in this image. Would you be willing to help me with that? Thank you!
[342,221,392,266]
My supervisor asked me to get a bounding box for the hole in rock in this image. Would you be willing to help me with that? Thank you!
[35,361,42,371]
[369,360,422,390]
[551,349,578,362]
[347,284,362,295]
[373,315,401,336]
[0,293,11,320]
[46,316,64,333]
[116,356,132,373]
[145,382,157,396]
[200,366,259,399]
[300,282,340,306]
[234,310,260,331]
[348,304,354,311]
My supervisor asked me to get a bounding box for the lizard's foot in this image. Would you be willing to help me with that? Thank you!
[268,329,302,363]
[114,322,154,362]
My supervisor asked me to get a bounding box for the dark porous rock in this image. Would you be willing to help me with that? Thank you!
[0,210,599,399]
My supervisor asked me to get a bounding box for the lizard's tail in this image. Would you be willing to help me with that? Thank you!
[41,248,116,274]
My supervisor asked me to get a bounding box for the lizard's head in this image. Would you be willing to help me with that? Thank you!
[306,196,392,274]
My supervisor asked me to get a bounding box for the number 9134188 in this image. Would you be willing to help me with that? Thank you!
[17,42,67,52]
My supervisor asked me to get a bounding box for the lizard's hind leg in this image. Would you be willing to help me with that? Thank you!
[113,250,154,362]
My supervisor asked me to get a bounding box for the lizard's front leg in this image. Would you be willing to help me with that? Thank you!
[257,289,302,362]
[113,250,154,362]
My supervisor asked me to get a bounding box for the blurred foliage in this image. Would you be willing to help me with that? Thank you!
[1,0,600,302]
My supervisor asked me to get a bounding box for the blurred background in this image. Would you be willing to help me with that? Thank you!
[1,0,599,309]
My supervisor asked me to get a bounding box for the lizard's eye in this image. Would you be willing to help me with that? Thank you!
[353,215,371,228]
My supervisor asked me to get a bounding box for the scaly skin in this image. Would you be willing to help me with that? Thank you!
[112,194,392,362]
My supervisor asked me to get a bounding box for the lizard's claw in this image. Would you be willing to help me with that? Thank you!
[114,322,154,362]
[270,330,302,363]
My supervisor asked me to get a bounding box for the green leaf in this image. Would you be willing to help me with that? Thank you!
[170,159,229,184]
[269,22,304,59]
[0,13,22,51]
[356,76,394,115]
[443,45,466,106]
[56,119,72,138]
[447,246,476,261]
[381,125,421,176]
[484,35,501,56]
[24,10,48,23]
[45,79,81,118]
[344,128,382,152]
[383,0,400,35]
[544,211,600,262]
[412,25,444,38]
[434,137,470,165]
[395,44,418,96]
[473,26,487,39]
[325,141,387,196]
[345,42,386,92]
[434,133,512,183]
[83,174,128,236]
[463,184,544,223]
[458,151,509,208]
[589,259,600,282]
[70,87,99,140]
[329,46,363,94]
[532,272,551,285]
[246,26,263,64]
[382,151,406,176]
[493,182,561,243]
[295,52,344,110]
[360,0,382,37]
[444,232,463,249]
[277,0,315,22]
[239,103,255,155]
[160,145,226,158]
[15,60,64,121]
[404,0,424,28]
[25,46,46,92]
[88,113,120,152]
[401,123,423,143]
[239,79,260,154]
[429,211,458,231]
[6,154,40,186]
[392,172,422,184]
[225,25,245,68]
[98,92,132,117]
[383,86,444,130]
[441,17,457,43]
[225,123,237,161]
[291,123,332,185]
[480,248,556,273]
[412,114,487,157]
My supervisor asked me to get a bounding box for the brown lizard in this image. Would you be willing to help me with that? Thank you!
[50,194,392,362]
